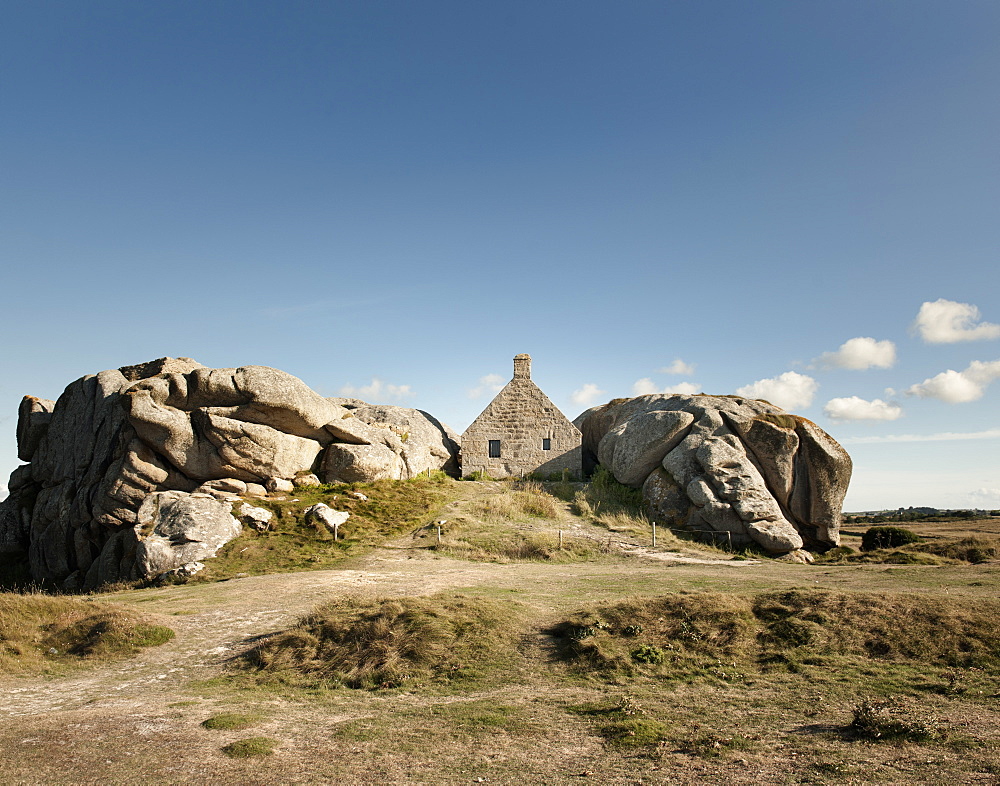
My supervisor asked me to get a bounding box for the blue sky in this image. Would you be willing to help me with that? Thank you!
[2,1,998,511]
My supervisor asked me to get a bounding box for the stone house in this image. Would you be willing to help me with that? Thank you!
[461,354,582,479]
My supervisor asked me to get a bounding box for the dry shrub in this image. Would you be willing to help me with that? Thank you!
[243,593,527,689]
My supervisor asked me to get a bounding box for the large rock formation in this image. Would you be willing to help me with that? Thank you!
[574,394,851,555]
[0,358,460,589]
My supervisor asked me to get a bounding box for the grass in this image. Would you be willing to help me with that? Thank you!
[549,588,1000,680]
[239,591,530,690]
[0,592,174,673]
[428,479,623,563]
[466,480,561,522]
[193,473,458,582]
[201,712,261,730]
[220,737,277,758]
[817,534,1000,566]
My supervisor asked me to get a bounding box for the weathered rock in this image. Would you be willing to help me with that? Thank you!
[294,473,321,488]
[196,478,248,496]
[266,477,294,494]
[154,560,206,583]
[0,357,461,589]
[244,482,268,498]
[347,491,369,501]
[16,395,55,462]
[238,503,273,532]
[320,442,403,483]
[304,503,350,536]
[576,394,850,554]
[135,491,242,577]
[598,409,694,488]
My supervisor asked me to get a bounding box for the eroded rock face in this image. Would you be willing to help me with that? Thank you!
[135,491,243,578]
[0,358,460,589]
[575,394,851,554]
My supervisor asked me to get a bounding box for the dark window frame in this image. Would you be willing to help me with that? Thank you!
[488,440,501,458]
[542,438,551,451]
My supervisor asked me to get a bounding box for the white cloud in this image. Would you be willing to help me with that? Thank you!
[571,383,606,407]
[970,488,1000,506]
[815,337,896,370]
[823,396,903,422]
[663,381,701,395]
[632,377,658,396]
[735,371,818,411]
[632,378,701,396]
[912,299,1000,344]
[841,428,1000,445]
[904,359,1000,403]
[659,359,695,376]
[339,378,414,401]
[467,373,505,399]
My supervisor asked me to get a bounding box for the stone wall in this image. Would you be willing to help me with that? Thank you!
[462,355,582,479]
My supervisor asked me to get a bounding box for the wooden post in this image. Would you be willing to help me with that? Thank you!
[652,522,657,548]
[559,530,563,549]
[437,524,442,544]
[333,522,339,541]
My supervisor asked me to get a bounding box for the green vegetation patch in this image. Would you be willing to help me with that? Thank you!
[195,473,457,582]
[571,696,672,750]
[861,526,922,551]
[0,593,174,673]
[240,592,529,690]
[550,588,1000,681]
[221,737,277,758]
[201,712,261,730]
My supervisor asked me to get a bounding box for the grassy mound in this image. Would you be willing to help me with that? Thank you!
[242,592,529,689]
[551,588,1000,680]
[819,535,1000,565]
[0,593,174,673]
[197,473,457,581]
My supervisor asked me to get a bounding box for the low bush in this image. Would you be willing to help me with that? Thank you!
[861,526,921,552]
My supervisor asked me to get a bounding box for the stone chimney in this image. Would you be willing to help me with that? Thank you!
[513,353,531,379]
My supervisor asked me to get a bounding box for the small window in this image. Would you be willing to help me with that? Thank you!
[542,438,551,451]
[488,440,501,458]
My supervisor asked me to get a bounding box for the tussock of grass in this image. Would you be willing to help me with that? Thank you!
[241,592,528,690]
[551,588,1000,680]
[917,536,1000,564]
[221,737,277,758]
[196,474,457,582]
[202,712,261,730]
[0,593,174,673]
[849,697,940,742]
